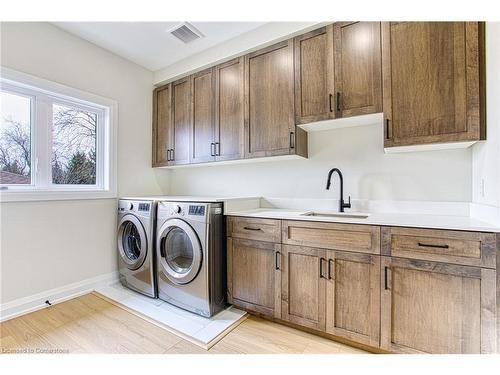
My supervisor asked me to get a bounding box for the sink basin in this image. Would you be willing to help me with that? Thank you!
[301,211,370,219]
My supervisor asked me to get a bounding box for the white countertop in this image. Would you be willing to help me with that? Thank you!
[226,208,500,233]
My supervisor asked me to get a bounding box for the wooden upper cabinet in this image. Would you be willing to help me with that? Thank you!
[294,26,335,124]
[152,84,172,166]
[245,40,298,158]
[214,57,244,161]
[191,68,215,164]
[171,77,191,165]
[383,22,485,147]
[227,238,281,318]
[333,22,382,118]
[281,245,326,331]
[381,256,496,354]
[326,251,380,347]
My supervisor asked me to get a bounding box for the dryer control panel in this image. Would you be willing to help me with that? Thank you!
[188,205,205,216]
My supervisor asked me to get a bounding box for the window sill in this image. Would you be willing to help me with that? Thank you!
[0,189,117,202]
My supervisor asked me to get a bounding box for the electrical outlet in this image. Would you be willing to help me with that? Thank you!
[480,178,486,198]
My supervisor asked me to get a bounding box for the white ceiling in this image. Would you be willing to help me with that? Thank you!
[52,22,267,71]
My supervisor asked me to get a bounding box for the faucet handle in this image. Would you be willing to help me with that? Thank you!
[343,195,352,209]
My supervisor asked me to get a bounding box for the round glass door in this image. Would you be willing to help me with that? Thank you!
[118,214,147,270]
[157,218,202,285]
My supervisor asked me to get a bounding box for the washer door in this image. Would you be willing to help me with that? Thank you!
[118,214,147,270]
[157,218,202,285]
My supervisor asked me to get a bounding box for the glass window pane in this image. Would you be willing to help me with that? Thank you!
[0,90,32,185]
[52,103,97,185]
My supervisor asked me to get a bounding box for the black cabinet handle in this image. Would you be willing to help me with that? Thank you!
[171,149,175,161]
[167,149,172,161]
[329,93,333,112]
[328,259,334,280]
[289,131,295,149]
[215,142,220,156]
[210,142,215,157]
[275,251,281,270]
[336,92,341,112]
[385,118,391,140]
[384,266,390,290]
[319,257,326,279]
[418,242,450,249]
[243,226,262,231]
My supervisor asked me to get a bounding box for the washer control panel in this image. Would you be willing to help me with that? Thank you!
[188,205,205,216]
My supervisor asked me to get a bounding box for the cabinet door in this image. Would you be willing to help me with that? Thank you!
[294,26,334,124]
[381,256,496,354]
[191,68,215,164]
[214,57,244,161]
[333,22,382,118]
[152,84,172,166]
[227,238,281,318]
[245,40,295,158]
[382,22,484,147]
[282,245,326,331]
[326,251,380,347]
[171,77,191,165]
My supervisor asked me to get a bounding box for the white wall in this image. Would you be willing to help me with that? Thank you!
[472,23,500,208]
[0,22,165,304]
[167,123,472,202]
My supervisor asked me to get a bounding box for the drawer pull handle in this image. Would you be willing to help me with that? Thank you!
[417,242,449,249]
[275,251,281,270]
[243,226,262,231]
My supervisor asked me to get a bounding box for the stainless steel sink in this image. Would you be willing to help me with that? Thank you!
[301,211,370,219]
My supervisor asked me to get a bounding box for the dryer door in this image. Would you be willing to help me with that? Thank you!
[118,214,148,270]
[157,218,202,285]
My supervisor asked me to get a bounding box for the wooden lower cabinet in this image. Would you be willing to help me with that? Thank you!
[226,219,498,354]
[380,256,496,354]
[281,245,326,331]
[227,237,281,318]
[326,251,380,347]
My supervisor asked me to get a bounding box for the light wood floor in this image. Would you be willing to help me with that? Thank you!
[0,293,366,354]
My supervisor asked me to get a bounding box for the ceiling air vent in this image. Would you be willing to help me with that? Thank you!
[169,22,204,44]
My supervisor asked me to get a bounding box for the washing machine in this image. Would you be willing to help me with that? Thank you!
[156,201,225,317]
[117,199,157,298]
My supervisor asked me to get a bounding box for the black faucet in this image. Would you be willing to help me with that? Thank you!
[326,168,351,213]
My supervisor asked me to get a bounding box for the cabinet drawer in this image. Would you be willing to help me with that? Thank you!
[282,220,380,254]
[227,216,281,243]
[381,227,496,268]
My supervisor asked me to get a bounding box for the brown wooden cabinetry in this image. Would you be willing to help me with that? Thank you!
[214,57,245,161]
[294,26,334,124]
[333,22,382,118]
[171,77,191,165]
[190,68,215,163]
[326,251,380,347]
[226,216,498,353]
[382,22,485,147]
[245,40,307,158]
[294,22,382,125]
[281,244,326,331]
[380,256,496,354]
[227,237,281,319]
[152,84,172,166]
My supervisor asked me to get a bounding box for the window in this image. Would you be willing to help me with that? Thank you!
[0,90,32,185]
[0,68,116,201]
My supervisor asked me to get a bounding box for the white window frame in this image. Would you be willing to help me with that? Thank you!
[0,67,117,202]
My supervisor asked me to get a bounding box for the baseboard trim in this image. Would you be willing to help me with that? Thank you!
[0,271,119,322]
